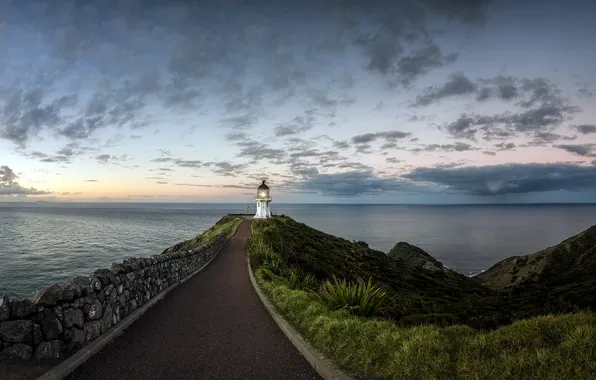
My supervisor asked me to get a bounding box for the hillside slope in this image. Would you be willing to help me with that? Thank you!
[253,217,596,329]
[252,216,494,325]
[476,225,596,312]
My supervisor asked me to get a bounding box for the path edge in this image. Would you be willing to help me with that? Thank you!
[246,224,357,380]
[35,220,244,380]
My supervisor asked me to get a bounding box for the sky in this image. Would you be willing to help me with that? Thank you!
[1,0,596,203]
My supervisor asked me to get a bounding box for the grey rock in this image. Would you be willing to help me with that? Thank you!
[100,304,113,334]
[33,323,42,345]
[90,277,102,291]
[73,297,84,308]
[67,328,85,350]
[118,294,126,308]
[33,284,77,307]
[11,299,36,318]
[97,289,105,304]
[40,309,63,340]
[63,308,84,329]
[0,320,33,343]
[1,343,33,360]
[110,263,126,274]
[0,295,10,321]
[84,295,97,305]
[83,300,103,321]
[72,276,91,287]
[70,327,85,344]
[53,305,64,321]
[84,321,101,342]
[34,340,65,360]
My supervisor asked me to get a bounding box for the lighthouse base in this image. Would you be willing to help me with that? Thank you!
[254,199,272,219]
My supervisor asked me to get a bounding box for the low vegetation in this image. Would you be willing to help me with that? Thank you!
[162,215,242,253]
[248,216,596,379]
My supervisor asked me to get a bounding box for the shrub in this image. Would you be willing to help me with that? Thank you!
[317,275,388,317]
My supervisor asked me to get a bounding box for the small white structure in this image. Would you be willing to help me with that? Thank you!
[254,180,272,219]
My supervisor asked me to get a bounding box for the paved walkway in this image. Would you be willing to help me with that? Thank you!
[67,221,320,380]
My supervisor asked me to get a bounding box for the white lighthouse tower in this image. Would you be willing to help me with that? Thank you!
[254,180,272,219]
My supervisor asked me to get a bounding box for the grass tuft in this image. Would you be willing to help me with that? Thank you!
[318,275,388,317]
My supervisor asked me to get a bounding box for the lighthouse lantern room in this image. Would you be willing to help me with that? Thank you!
[254,180,272,219]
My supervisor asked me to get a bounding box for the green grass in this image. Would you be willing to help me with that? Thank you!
[255,269,596,380]
[248,217,596,379]
[162,215,242,253]
[318,275,388,317]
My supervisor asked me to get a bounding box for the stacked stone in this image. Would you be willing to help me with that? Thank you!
[0,233,226,361]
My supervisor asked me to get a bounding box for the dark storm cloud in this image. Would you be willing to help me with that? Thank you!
[575,124,596,134]
[403,163,596,195]
[0,165,51,195]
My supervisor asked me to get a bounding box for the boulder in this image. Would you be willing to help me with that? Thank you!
[34,284,78,307]
[63,308,84,329]
[1,343,33,360]
[100,304,113,334]
[83,300,103,321]
[34,340,65,360]
[11,299,36,318]
[0,295,10,321]
[84,321,101,342]
[0,320,33,343]
[39,309,63,340]
[67,327,85,350]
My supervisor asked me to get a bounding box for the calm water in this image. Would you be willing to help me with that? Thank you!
[1,202,595,298]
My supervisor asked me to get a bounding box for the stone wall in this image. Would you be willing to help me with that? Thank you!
[0,233,227,361]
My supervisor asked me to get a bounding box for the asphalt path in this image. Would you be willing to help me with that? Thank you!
[67,220,320,380]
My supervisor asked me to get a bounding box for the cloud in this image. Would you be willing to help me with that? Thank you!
[411,142,475,153]
[84,179,98,182]
[403,163,596,195]
[413,72,477,106]
[495,142,516,151]
[0,165,51,196]
[291,170,427,197]
[575,124,596,134]
[442,102,579,141]
[351,131,411,145]
[396,43,459,86]
[555,144,595,156]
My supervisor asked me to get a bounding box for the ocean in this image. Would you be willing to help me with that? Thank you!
[1,202,595,298]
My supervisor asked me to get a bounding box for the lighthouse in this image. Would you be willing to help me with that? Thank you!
[254,180,272,219]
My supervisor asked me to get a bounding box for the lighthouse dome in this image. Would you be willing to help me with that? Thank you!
[256,180,270,199]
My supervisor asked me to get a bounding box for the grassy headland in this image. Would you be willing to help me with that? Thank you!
[248,216,596,379]
[162,215,242,254]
